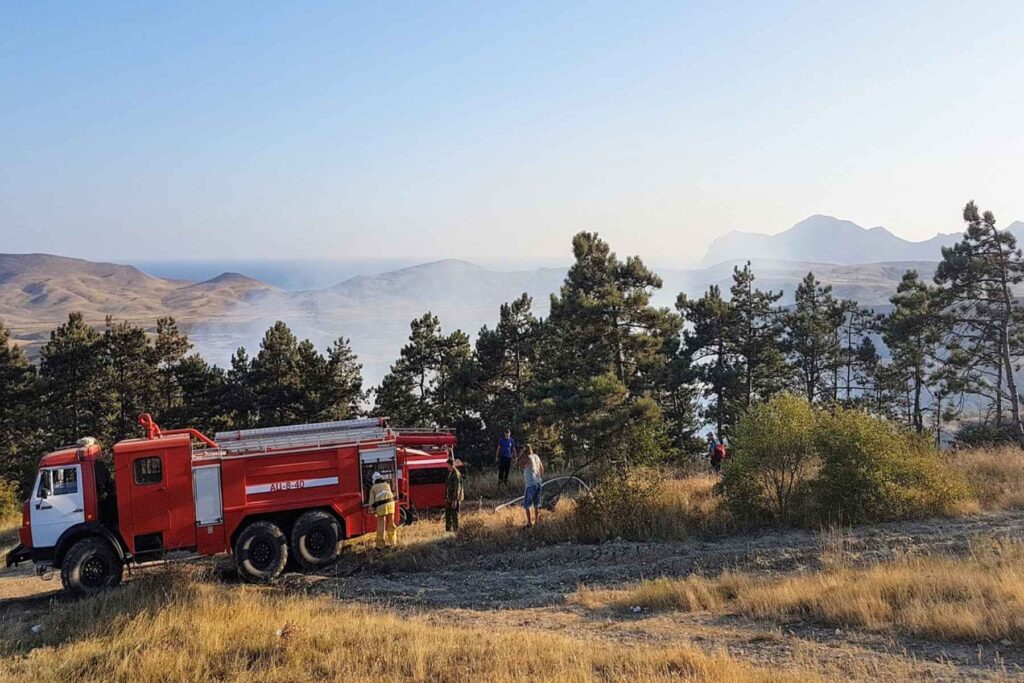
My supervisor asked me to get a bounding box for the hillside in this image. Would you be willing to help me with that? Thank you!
[0,253,280,343]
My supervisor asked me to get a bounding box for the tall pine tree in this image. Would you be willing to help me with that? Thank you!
[784,273,842,403]
[40,312,110,446]
[881,270,943,434]
[935,201,1024,445]
[250,321,303,426]
[103,318,156,442]
[533,232,677,466]
[0,320,41,489]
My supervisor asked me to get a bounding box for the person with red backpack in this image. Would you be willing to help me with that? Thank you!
[708,432,728,473]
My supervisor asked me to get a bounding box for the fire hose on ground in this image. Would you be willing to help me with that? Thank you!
[493,475,592,511]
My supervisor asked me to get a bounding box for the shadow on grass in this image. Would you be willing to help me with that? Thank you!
[0,567,203,657]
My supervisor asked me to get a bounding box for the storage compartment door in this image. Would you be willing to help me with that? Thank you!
[193,465,223,526]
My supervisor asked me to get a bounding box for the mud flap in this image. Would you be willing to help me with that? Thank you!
[5,544,31,568]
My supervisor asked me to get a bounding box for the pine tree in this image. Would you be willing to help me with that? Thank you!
[40,312,111,446]
[103,317,156,442]
[434,329,473,427]
[373,312,472,429]
[784,273,842,403]
[322,337,364,420]
[677,285,741,436]
[150,317,192,420]
[0,319,41,489]
[225,347,257,429]
[373,365,425,425]
[533,232,676,465]
[881,270,943,433]
[475,294,539,447]
[836,304,879,403]
[934,201,1024,445]
[173,354,229,434]
[296,339,328,421]
[250,321,303,426]
[729,263,788,407]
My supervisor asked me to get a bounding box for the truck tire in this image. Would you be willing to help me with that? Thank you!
[60,536,124,597]
[290,510,341,570]
[234,521,288,583]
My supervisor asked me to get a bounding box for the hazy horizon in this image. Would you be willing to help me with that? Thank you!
[3,2,1023,263]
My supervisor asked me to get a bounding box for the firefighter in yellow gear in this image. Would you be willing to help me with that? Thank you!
[369,471,398,549]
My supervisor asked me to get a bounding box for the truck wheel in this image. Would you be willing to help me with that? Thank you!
[398,506,415,526]
[290,510,341,570]
[234,521,288,583]
[60,537,123,597]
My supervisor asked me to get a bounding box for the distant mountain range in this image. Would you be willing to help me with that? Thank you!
[6,214,1024,384]
[701,215,1024,267]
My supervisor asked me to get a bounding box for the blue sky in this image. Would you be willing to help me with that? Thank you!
[1,1,1022,264]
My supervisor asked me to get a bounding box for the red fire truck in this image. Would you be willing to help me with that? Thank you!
[396,429,460,510]
[5,415,453,596]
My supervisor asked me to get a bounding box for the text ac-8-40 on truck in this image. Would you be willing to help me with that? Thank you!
[6,414,458,596]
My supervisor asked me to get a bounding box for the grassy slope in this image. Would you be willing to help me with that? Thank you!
[574,535,1024,642]
[0,569,801,683]
[2,449,1023,681]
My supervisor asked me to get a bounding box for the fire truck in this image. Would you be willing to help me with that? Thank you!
[5,415,457,596]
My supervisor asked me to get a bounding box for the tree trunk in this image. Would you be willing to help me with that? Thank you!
[913,369,923,434]
[995,348,1004,426]
[1000,323,1024,446]
[611,308,625,383]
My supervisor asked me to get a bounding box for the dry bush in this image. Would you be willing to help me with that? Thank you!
[0,481,20,551]
[574,536,1024,642]
[0,479,20,520]
[0,569,802,683]
[0,520,21,553]
[949,446,1024,512]
[575,469,731,542]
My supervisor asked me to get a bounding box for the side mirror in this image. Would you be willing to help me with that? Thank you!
[39,488,50,500]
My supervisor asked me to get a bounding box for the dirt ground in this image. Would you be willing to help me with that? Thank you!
[4,511,1024,681]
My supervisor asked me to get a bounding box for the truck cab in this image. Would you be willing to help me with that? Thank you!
[6,438,126,594]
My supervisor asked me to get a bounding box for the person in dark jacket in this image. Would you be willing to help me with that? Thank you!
[444,455,464,532]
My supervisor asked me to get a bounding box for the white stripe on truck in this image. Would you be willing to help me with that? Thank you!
[246,476,339,495]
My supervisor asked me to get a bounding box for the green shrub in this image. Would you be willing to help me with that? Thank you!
[816,407,967,524]
[718,394,818,526]
[718,395,967,528]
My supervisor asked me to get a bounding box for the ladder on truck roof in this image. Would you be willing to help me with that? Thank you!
[214,418,392,455]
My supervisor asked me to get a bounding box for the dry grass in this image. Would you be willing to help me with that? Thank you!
[0,569,805,683]
[574,536,1024,642]
[950,446,1024,512]
[354,470,728,571]
[0,516,20,554]
[462,466,528,501]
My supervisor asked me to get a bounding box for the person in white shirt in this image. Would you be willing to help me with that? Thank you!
[518,445,545,528]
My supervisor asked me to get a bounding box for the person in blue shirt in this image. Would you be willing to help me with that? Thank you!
[494,429,517,485]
